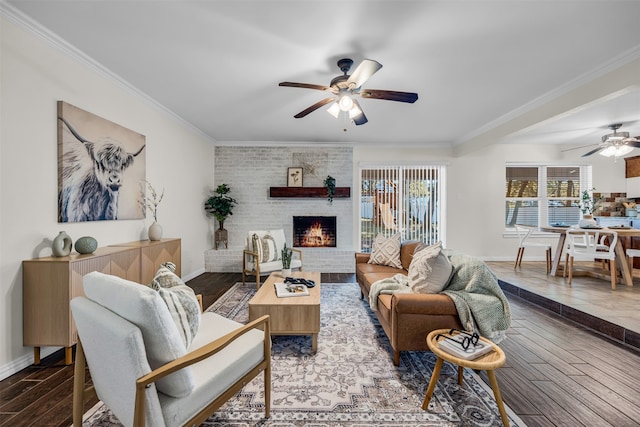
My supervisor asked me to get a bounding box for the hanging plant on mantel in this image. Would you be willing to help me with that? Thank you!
[324,175,336,205]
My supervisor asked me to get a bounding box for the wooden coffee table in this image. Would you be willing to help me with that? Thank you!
[248,271,321,351]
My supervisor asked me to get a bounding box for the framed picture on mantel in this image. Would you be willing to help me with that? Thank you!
[287,167,303,187]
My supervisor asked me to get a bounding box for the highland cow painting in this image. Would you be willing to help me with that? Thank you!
[57,101,146,222]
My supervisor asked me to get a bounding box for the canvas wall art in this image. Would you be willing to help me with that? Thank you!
[57,101,146,222]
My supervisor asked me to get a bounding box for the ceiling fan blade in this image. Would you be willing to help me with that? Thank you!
[351,99,368,126]
[582,146,605,157]
[626,140,640,148]
[293,97,335,118]
[346,59,382,89]
[279,82,332,92]
[360,89,418,103]
[561,143,601,153]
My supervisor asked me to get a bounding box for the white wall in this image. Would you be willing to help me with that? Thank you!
[0,15,214,377]
[354,143,629,259]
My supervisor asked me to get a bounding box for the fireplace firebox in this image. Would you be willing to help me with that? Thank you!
[293,216,337,248]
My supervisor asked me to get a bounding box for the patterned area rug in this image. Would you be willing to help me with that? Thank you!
[83,283,525,426]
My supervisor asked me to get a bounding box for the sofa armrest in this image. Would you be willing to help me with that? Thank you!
[355,252,371,264]
[391,293,458,315]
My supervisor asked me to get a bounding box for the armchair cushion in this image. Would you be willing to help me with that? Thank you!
[249,229,287,263]
[149,262,201,349]
[82,271,194,398]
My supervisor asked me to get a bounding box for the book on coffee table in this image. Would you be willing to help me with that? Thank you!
[274,282,309,298]
[438,337,494,360]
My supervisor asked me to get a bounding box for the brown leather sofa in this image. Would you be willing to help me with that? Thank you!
[355,240,462,365]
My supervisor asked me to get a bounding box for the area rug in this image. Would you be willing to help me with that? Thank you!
[83,283,525,426]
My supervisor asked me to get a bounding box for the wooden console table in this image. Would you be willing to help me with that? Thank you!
[23,238,181,365]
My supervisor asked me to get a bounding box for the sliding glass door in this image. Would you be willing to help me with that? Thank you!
[359,165,446,252]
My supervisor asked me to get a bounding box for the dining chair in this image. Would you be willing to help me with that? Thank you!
[514,225,552,274]
[564,229,618,289]
[626,248,640,285]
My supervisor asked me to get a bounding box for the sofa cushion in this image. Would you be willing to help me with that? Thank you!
[149,262,201,349]
[408,242,453,294]
[368,233,402,269]
[82,271,194,398]
[400,241,423,270]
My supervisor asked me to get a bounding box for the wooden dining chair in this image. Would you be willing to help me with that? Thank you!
[564,229,618,289]
[514,225,552,274]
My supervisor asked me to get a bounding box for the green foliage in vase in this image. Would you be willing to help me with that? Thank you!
[204,184,238,224]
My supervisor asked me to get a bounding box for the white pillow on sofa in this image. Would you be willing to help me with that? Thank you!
[82,271,194,398]
[408,242,453,293]
[368,232,403,269]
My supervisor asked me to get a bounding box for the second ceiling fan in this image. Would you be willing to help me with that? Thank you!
[279,58,418,126]
[572,123,640,157]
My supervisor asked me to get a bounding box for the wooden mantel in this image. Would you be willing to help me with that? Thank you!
[269,187,351,198]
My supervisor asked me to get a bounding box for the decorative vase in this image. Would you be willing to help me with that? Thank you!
[149,222,163,241]
[578,214,598,228]
[52,231,72,257]
[74,236,98,254]
[282,268,292,277]
[215,220,228,249]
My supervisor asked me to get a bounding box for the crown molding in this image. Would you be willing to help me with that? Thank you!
[0,1,216,145]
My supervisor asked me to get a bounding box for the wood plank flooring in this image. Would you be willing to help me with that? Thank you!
[2,269,640,426]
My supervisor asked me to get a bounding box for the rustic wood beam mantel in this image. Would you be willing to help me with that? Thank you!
[269,187,351,198]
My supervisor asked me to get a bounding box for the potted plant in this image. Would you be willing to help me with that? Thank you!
[579,189,599,228]
[324,175,336,205]
[204,184,237,249]
[281,243,293,276]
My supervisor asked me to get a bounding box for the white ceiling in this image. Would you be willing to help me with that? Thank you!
[5,0,640,151]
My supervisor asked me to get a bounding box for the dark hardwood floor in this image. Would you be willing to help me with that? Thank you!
[2,270,640,426]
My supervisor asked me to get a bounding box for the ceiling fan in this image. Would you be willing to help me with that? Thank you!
[279,58,418,126]
[566,123,640,157]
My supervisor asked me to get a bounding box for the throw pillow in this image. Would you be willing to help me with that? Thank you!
[149,262,201,349]
[408,241,454,293]
[252,232,279,263]
[368,232,403,269]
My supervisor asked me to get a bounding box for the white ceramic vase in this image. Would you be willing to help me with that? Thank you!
[149,222,163,241]
[282,268,292,277]
[52,231,73,257]
[578,214,598,228]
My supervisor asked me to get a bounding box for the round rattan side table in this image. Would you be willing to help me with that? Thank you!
[422,329,509,427]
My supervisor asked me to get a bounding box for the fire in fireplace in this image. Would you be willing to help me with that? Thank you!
[293,216,337,248]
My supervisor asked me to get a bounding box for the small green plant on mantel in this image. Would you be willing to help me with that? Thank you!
[204,184,238,230]
[281,243,293,269]
[324,175,336,205]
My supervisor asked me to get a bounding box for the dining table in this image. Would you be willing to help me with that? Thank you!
[539,225,638,287]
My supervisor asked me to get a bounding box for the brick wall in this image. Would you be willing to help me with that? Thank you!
[204,146,355,273]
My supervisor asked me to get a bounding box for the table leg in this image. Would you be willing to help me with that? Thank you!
[33,347,41,365]
[487,370,510,427]
[615,240,634,287]
[65,346,73,365]
[421,357,443,410]
[457,365,464,385]
[311,333,318,352]
[550,233,566,276]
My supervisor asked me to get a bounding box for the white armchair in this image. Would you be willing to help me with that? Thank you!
[70,271,271,427]
[242,229,302,288]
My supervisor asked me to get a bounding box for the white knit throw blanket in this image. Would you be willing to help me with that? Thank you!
[368,250,511,344]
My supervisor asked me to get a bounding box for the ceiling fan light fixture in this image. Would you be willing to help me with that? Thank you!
[327,102,340,118]
[338,95,354,111]
[348,104,362,119]
[599,144,633,157]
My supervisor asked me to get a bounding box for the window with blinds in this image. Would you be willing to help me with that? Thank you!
[359,165,446,252]
[506,165,589,228]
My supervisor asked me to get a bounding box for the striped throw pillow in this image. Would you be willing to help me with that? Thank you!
[252,232,279,263]
[149,262,201,349]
